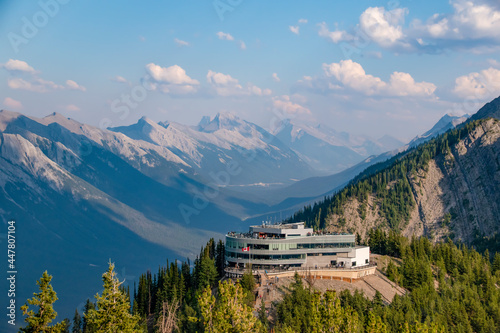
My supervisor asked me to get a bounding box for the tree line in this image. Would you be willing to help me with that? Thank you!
[20,230,500,332]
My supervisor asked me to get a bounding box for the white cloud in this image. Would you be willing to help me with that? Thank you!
[387,72,436,96]
[146,63,199,85]
[206,70,271,97]
[3,97,23,110]
[487,59,500,68]
[289,26,300,35]
[174,38,190,47]
[453,67,500,98]
[298,18,308,24]
[318,22,354,43]
[417,0,500,42]
[111,76,129,84]
[2,59,36,74]
[239,41,246,50]
[272,95,311,115]
[65,104,80,112]
[207,70,239,86]
[66,80,86,92]
[216,31,234,41]
[322,60,436,97]
[2,59,85,93]
[272,73,280,82]
[144,63,199,95]
[318,1,500,53]
[7,77,64,92]
[323,60,385,95]
[359,7,408,48]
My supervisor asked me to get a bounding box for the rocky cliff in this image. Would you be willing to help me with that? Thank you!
[324,118,500,243]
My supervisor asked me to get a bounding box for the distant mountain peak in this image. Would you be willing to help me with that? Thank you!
[197,112,244,133]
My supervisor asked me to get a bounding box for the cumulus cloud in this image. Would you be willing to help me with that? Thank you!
[239,41,246,50]
[7,77,64,93]
[415,0,500,43]
[318,22,354,43]
[2,59,85,93]
[144,63,200,95]
[289,26,300,35]
[453,67,500,98]
[216,31,234,41]
[66,80,86,91]
[359,7,408,48]
[174,38,190,47]
[111,76,129,84]
[2,59,36,74]
[272,95,311,115]
[298,18,308,24]
[3,97,23,110]
[322,60,436,97]
[331,0,500,53]
[323,60,385,95]
[146,63,199,85]
[206,70,271,97]
[272,73,280,82]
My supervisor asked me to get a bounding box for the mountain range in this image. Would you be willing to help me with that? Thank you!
[0,104,476,323]
[272,118,404,174]
[287,96,500,249]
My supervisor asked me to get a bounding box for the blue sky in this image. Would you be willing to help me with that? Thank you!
[1,0,500,141]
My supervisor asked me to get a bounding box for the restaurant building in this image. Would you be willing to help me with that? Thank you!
[225,222,370,270]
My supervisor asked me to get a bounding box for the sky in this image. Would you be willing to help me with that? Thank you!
[1,0,500,141]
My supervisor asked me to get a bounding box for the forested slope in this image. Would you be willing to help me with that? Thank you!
[287,117,500,249]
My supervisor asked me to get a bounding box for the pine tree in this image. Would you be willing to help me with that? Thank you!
[199,280,262,333]
[492,252,500,275]
[20,271,65,333]
[72,309,82,333]
[82,299,97,333]
[61,318,71,333]
[86,261,142,332]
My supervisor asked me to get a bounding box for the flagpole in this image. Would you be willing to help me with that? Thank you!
[248,245,251,272]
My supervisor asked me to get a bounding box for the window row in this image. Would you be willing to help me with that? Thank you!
[225,240,355,251]
[225,252,306,260]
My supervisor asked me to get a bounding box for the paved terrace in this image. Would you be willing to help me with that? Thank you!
[225,263,377,283]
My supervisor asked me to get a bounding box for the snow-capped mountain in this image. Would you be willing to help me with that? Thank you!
[111,112,316,186]
[272,119,405,174]
[0,107,482,319]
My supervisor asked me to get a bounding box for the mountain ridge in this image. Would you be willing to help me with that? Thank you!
[285,96,500,249]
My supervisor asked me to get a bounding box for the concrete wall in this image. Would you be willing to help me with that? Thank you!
[265,265,377,282]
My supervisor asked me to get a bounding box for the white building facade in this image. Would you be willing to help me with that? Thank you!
[225,222,370,270]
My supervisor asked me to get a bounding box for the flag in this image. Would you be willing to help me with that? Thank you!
[242,246,250,252]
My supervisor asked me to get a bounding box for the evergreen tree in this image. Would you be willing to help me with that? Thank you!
[61,318,71,333]
[86,261,142,332]
[72,309,82,333]
[198,280,262,333]
[240,269,256,306]
[82,299,97,333]
[492,252,500,275]
[20,271,65,333]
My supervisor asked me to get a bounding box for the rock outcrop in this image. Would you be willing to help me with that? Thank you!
[325,118,500,243]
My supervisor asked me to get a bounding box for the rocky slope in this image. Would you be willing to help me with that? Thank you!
[324,118,500,243]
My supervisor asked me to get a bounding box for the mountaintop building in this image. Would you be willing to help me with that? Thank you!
[225,222,370,270]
